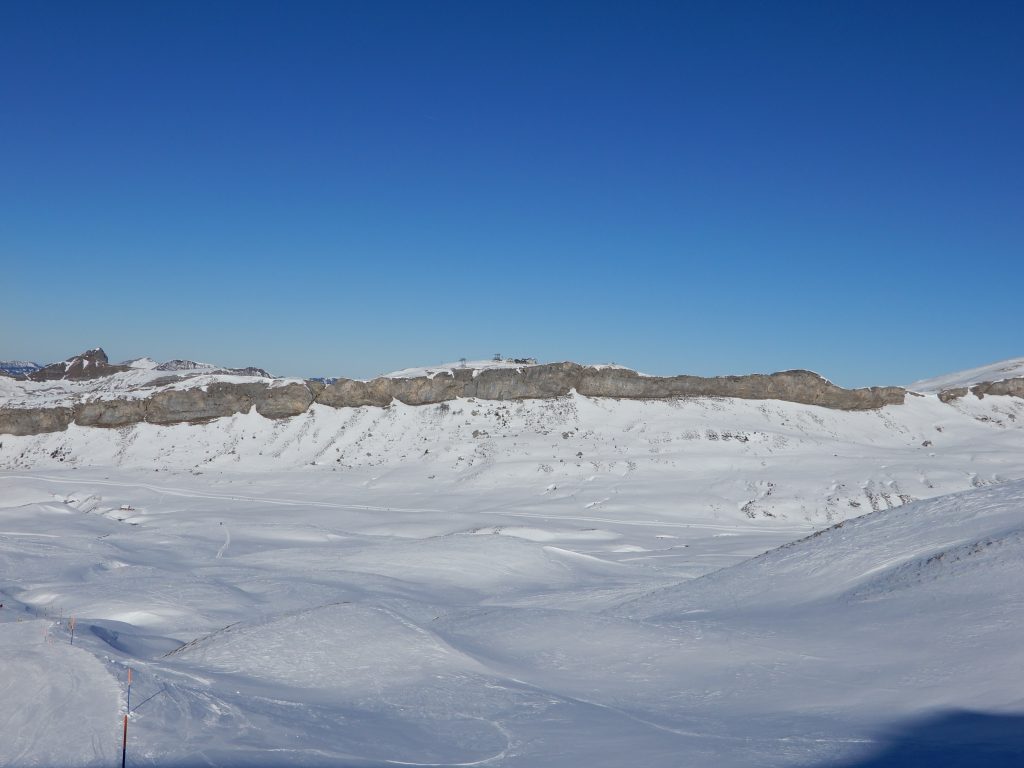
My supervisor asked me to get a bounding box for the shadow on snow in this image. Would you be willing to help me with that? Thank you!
[831,710,1024,768]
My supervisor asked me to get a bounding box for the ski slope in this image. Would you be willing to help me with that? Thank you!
[2,358,1024,764]
[1,468,1023,766]
[0,618,121,766]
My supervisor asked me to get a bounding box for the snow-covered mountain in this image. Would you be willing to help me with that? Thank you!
[2,356,1023,528]
[0,360,41,377]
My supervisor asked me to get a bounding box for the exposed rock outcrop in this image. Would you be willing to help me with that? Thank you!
[970,378,1024,399]
[74,399,149,428]
[29,348,129,381]
[144,381,315,424]
[938,387,969,403]
[574,368,905,409]
[0,407,73,435]
[937,377,1024,402]
[317,363,905,411]
[155,360,273,377]
[1,382,316,435]
[0,363,913,437]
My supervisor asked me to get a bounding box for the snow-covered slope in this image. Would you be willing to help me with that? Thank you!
[2,356,1023,764]
[2,471,1022,766]
[3,386,1023,528]
[910,356,1024,392]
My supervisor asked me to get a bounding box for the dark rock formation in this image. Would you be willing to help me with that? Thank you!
[29,348,129,381]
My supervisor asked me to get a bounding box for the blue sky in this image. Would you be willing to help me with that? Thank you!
[2,1,1021,386]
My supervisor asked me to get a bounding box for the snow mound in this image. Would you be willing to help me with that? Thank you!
[169,602,485,692]
[622,479,1024,619]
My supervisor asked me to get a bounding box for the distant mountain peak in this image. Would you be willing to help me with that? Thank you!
[0,360,42,378]
[29,347,128,382]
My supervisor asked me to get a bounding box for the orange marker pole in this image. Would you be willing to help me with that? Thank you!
[121,713,128,768]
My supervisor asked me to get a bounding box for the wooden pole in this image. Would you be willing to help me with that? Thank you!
[126,668,132,713]
[121,714,128,768]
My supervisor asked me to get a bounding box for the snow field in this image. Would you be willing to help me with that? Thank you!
[2,379,1024,765]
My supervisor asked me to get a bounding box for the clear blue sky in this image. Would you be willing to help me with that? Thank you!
[2,1,1021,386]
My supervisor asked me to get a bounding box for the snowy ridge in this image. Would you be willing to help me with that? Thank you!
[0,360,42,377]
[381,359,639,380]
[381,358,539,379]
[910,356,1024,392]
[0,366,303,408]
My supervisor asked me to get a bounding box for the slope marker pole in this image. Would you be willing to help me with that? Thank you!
[121,713,128,768]
[68,616,76,646]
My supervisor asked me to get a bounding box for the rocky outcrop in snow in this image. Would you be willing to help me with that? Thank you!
[155,359,273,377]
[4,382,317,433]
[318,363,905,410]
[939,377,1024,402]
[0,407,73,436]
[13,351,1024,438]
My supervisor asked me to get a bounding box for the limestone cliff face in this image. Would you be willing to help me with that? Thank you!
[969,378,1024,399]
[0,407,73,435]
[74,399,149,428]
[317,363,905,410]
[0,363,916,437]
[574,368,905,409]
[1,382,316,435]
[146,382,313,423]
